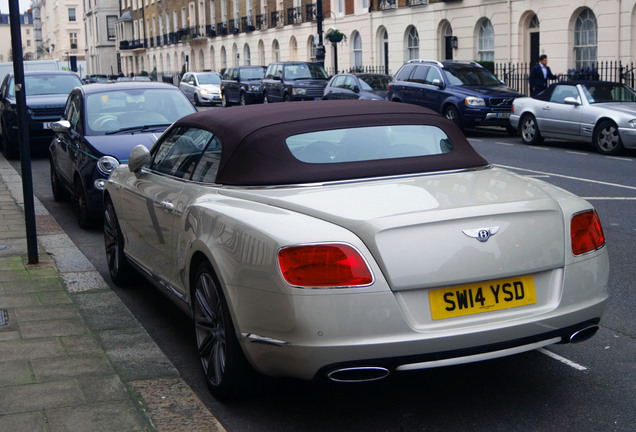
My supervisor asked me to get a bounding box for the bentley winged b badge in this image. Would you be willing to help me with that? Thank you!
[462,226,500,242]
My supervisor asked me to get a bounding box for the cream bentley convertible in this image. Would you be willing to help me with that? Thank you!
[103,100,608,400]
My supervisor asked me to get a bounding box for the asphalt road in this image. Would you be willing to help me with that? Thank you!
[12,126,636,432]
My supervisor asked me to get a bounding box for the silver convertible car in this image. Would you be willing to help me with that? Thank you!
[510,80,636,155]
[104,101,608,400]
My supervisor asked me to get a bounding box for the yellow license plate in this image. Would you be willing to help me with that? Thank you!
[429,275,536,320]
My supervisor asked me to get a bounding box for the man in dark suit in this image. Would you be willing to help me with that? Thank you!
[529,55,561,97]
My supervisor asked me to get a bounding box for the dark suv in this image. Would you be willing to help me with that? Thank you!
[261,62,329,102]
[388,60,523,132]
[0,70,83,158]
[220,65,266,106]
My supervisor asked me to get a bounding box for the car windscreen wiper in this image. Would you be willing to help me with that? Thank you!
[106,123,171,135]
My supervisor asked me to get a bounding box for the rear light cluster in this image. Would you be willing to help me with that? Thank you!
[571,210,605,255]
[278,243,373,288]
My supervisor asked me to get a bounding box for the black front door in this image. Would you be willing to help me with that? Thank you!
[530,33,540,65]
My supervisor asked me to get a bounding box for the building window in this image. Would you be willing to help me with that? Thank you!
[68,8,77,22]
[407,27,419,61]
[70,32,78,48]
[478,19,494,62]
[273,39,280,62]
[352,32,362,68]
[107,16,117,40]
[574,9,597,70]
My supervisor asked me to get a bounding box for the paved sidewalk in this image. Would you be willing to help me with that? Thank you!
[0,156,225,432]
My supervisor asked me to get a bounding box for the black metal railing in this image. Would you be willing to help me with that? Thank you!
[305,4,317,22]
[206,24,216,37]
[493,61,636,96]
[242,16,255,32]
[217,22,228,36]
[325,65,392,76]
[378,0,396,10]
[229,19,240,34]
[287,7,302,24]
[270,11,281,28]
[255,14,266,30]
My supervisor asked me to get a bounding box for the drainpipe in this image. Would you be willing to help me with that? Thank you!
[508,0,512,62]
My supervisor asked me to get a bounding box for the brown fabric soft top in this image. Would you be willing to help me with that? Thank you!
[172,100,488,186]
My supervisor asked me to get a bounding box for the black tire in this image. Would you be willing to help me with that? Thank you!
[221,92,230,108]
[194,93,201,107]
[240,93,247,106]
[519,114,544,145]
[192,262,252,401]
[103,198,134,286]
[506,125,518,137]
[73,177,93,229]
[283,94,290,102]
[443,105,463,129]
[263,92,270,104]
[593,120,623,155]
[50,158,70,202]
[1,132,18,159]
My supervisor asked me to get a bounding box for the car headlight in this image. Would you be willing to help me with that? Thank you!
[97,155,120,176]
[199,89,210,95]
[292,88,307,96]
[248,85,260,91]
[465,97,486,107]
[629,119,636,127]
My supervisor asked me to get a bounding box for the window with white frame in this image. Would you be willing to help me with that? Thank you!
[352,32,362,68]
[69,32,78,48]
[574,9,597,70]
[407,27,419,60]
[189,3,195,28]
[198,0,206,28]
[210,0,216,23]
[173,11,178,32]
[107,15,117,40]
[273,39,280,62]
[478,19,494,62]
[68,8,76,22]
[182,8,187,29]
[244,43,251,65]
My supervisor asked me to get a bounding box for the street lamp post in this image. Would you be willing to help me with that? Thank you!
[315,0,325,66]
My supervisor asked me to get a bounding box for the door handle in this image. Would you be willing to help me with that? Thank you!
[543,106,551,111]
[159,201,174,212]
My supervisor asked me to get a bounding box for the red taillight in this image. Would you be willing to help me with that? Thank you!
[278,244,373,287]
[571,211,605,255]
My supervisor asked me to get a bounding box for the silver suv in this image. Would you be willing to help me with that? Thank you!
[179,72,222,106]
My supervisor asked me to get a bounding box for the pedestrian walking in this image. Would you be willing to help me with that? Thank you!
[529,55,561,97]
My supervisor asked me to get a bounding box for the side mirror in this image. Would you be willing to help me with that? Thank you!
[128,144,150,175]
[51,120,71,133]
[563,96,581,106]
[272,75,282,81]
[432,79,444,88]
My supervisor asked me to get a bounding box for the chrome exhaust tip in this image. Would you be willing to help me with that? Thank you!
[327,366,390,383]
[569,324,599,343]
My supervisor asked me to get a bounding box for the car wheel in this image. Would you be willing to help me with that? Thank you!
[443,105,462,128]
[593,120,623,155]
[1,132,18,159]
[221,93,230,108]
[50,158,70,202]
[103,198,133,286]
[519,114,544,145]
[194,93,201,107]
[240,93,247,106]
[283,94,290,102]
[263,93,270,104]
[73,177,93,229]
[192,261,252,401]
[506,125,518,137]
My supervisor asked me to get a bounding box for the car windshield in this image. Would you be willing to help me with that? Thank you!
[581,83,636,103]
[241,67,265,80]
[284,64,329,80]
[286,125,454,164]
[443,67,501,86]
[86,88,196,135]
[197,74,222,84]
[9,74,81,97]
[358,75,392,91]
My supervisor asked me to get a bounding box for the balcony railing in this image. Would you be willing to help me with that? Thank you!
[378,0,396,10]
[217,22,228,35]
[287,7,302,25]
[255,14,266,30]
[270,11,281,28]
[305,4,316,22]
[229,19,240,34]
[121,39,146,50]
[241,16,255,32]
[206,24,216,37]
[407,0,427,5]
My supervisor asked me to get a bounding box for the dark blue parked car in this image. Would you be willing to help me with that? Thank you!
[388,60,523,133]
[49,82,196,228]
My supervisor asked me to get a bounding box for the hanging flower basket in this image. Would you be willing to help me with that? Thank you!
[326,29,345,43]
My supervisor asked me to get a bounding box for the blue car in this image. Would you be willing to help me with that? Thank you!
[388,60,523,133]
[49,82,196,228]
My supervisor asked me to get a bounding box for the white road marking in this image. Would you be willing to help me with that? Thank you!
[528,146,550,150]
[606,156,633,162]
[566,151,588,156]
[495,164,636,191]
[537,348,588,371]
[582,197,636,200]
[495,142,514,146]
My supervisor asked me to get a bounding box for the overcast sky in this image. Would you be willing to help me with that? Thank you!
[0,0,33,14]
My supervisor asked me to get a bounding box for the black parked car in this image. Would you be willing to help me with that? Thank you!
[0,71,83,158]
[388,60,523,132]
[48,82,196,228]
[322,73,392,101]
[221,65,266,106]
[261,62,329,103]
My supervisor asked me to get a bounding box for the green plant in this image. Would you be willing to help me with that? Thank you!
[326,28,346,43]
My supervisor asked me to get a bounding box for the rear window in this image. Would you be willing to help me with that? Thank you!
[286,125,454,164]
[9,74,81,97]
